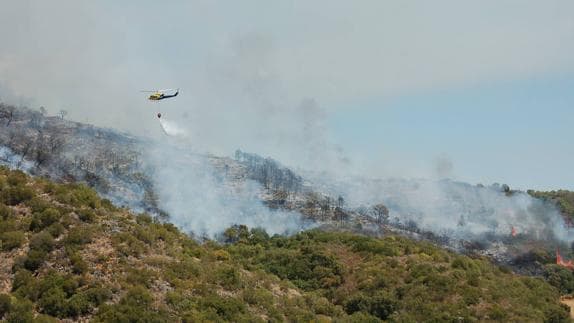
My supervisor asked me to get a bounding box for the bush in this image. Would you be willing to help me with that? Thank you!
[65,226,93,246]
[199,294,247,321]
[344,292,396,320]
[95,286,169,322]
[69,253,88,275]
[29,231,55,253]
[24,249,49,271]
[2,187,35,206]
[213,266,242,290]
[25,197,51,213]
[7,171,27,187]
[38,288,67,317]
[5,297,34,323]
[261,246,343,290]
[0,231,25,251]
[136,213,153,225]
[0,204,14,220]
[77,209,96,223]
[30,208,61,232]
[56,184,101,209]
[545,265,574,294]
[0,293,11,317]
[46,223,65,238]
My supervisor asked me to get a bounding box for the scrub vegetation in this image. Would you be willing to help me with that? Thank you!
[0,167,570,322]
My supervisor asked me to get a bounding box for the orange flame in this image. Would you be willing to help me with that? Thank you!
[511,226,517,237]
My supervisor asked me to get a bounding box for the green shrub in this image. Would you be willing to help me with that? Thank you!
[30,208,61,232]
[69,253,88,275]
[242,288,273,308]
[0,219,20,234]
[24,249,49,271]
[0,204,14,220]
[2,186,35,206]
[136,213,153,225]
[94,286,169,322]
[5,297,34,323]
[0,293,11,317]
[25,197,51,213]
[198,294,247,321]
[213,266,242,290]
[7,171,27,187]
[261,246,342,290]
[545,265,574,294]
[38,287,67,317]
[0,231,25,251]
[29,231,55,253]
[65,226,93,246]
[56,184,101,209]
[112,232,146,257]
[46,223,65,238]
[344,292,396,320]
[125,268,156,288]
[77,209,96,223]
[165,259,200,284]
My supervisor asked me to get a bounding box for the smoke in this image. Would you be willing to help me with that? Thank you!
[317,174,573,243]
[158,118,188,138]
[0,147,34,172]
[144,134,311,238]
[433,154,454,179]
[1,1,573,239]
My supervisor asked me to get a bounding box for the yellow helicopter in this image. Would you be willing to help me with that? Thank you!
[141,88,179,101]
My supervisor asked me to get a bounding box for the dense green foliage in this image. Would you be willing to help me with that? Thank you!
[0,166,571,322]
[226,226,570,322]
[529,189,574,221]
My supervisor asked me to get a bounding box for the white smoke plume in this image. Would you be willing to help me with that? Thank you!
[144,126,311,238]
[158,118,188,138]
[315,174,574,243]
[1,1,572,241]
[0,147,34,172]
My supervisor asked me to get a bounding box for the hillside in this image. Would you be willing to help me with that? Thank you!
[2,104,574,276]
[0,167,571,322]
[529,190,574,224]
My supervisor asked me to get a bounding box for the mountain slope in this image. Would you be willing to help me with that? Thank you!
[2,104,574,276]
[0,167,570,322]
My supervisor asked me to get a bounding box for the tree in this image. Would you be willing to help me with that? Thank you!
[337,195,345,208]
[59,109,68,120]
[0,104,15,126]
[321,197,331,221]
[29,111,43,130]
[39,106,47,116]
[334,207,348,225]
[372,204,389,224]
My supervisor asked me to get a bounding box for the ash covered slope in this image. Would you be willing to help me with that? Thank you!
[0,168,570,322]
[0,104,150,210]
[0,105,312,237]
[1,104,574,271]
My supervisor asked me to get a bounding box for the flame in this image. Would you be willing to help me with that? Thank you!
[511,226,517,237]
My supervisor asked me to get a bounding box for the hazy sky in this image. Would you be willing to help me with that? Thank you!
[1,0,573,190]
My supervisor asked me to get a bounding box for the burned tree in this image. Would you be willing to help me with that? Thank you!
[372,203,390,224]
[59,109,68,120]
[234,150,303,195]
[334,206,349,225]
[321,197,331,221]
[0,104,15,126]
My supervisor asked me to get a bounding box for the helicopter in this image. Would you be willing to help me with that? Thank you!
[141,88,179,101]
